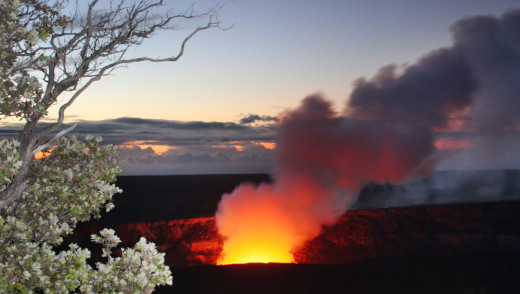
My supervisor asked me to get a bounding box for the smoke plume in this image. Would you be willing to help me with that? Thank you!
[216,9,520,264]
[448,9,520,169]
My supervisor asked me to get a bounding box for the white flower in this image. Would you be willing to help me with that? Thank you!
[64,169,74,180]
[96,263,112,275]
[105,202,115,212]
[23,270,31,279]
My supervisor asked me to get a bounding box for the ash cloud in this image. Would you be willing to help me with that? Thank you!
[343,9,520,177]
[348,9,520,205]
[349,9,520,207]
[276,95,436,189]
[272,36,484,195]
[347,48,476,128]
[444,9,520,170]
[453,9,520,133]
[216,9,520,262]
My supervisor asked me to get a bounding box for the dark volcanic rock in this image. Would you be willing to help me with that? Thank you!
[293,200,520,264]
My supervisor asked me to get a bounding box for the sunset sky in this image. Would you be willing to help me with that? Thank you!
[1,1,519,175]
[63,0,517,122]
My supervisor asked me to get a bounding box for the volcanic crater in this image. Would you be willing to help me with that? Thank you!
[65,174,520,293]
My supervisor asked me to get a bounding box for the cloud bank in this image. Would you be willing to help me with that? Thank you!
[0,116,277,175]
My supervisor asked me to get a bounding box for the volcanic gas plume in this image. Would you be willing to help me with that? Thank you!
[216,9,520,264]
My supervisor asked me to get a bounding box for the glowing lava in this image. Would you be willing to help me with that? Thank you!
[217,236,295,265]
[216,184,299,265]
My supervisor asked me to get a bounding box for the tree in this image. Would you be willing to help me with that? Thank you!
[0,0,223,292]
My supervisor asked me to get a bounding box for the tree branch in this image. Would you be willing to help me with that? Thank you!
[32,124,78,155]
[0,0,227,209]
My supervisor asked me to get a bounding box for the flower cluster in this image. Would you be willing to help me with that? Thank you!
[0,139,21,192]
[0,0,68,119]
[0,136,172,292]
[88,230,173,293]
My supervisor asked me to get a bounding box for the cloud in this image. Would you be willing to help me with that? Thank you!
[0,117,277,175]
[239,114,279,125]
[119,143,275,175]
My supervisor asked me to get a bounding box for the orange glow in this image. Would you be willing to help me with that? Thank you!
[218,234,295,265]
[210,141,276,152]
[210,144,245,151]
[34,150,51,160]
[433,108,470,133]
[233,145,244,152]
[435,138,474,150]
[254,141,276,150]
[211,141,248,152]
[119,140,174,155]
[216,184,299,265]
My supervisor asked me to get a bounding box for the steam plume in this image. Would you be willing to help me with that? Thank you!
[216,9,520,264]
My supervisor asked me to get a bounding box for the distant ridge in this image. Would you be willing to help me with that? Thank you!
[89,170,520,225]
[93,174,271,224]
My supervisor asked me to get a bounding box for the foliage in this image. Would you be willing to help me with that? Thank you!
[0,0,68,119]
[0,135,173,292]
[0,0,222,292]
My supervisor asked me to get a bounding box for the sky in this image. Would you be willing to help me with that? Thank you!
[1,0,520,175]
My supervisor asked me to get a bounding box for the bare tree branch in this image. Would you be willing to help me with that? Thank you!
[32,124,78,155]
[0,0,227,208]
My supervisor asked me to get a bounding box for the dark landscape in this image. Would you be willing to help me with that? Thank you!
[67,173,520,293]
